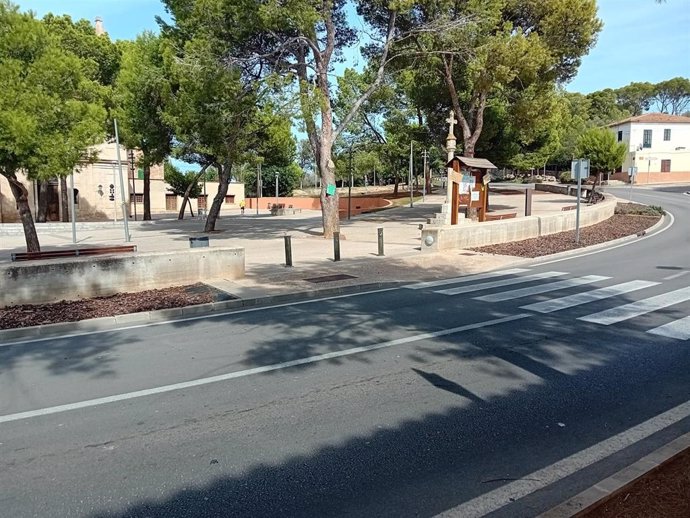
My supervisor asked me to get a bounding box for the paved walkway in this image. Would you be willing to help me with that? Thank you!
[0,191,576,300]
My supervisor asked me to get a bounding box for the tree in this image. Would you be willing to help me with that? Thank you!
[651,77,690,115]
[615,82,655,116]
[576,128,626,176]
[163,162,203,219]
[114,32,173,220]
[0,1,106,252]
[370,0,602,161]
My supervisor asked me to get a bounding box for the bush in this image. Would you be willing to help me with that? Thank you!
[559,171,572,184]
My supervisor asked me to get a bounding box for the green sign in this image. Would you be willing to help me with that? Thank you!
[326,184,336,196]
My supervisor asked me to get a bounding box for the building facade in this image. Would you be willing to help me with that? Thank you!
[0,142,245,223]
[608,113,690,184]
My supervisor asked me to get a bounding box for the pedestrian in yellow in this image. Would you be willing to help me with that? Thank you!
[239,200,245,215]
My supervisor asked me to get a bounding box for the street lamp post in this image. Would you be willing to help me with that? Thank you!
[275,171,279,207]
[348,146,354,220]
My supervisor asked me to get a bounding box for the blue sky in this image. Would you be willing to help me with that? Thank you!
[15,0,690,93]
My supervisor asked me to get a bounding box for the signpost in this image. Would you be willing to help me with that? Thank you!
[571,158,590,245]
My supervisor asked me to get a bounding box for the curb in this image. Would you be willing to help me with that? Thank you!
[0,281,401,344]
[538,431,690,517]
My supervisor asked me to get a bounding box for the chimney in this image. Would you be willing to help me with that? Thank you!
[94,16,105,36]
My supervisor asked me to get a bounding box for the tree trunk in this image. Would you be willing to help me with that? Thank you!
[36,180,48,223]
[60,176,69,222]
[178,167,207,220]
[205,162,229,232]
[393,177,399,195]
[318,139,339,238]
[143,163,151,220]
[7,172,41,252]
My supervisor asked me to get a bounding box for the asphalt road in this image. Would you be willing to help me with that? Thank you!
[1,185,689,518]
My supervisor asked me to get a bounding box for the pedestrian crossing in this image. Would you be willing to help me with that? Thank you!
[408,269,690,340]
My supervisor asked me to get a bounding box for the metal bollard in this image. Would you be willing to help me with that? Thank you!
[284,235,293,267]
[377,227,384,256]
[525,189,533,217]
[333,231,341,262]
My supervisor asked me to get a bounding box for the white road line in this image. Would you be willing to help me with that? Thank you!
[648,316,690,340]
[579,287,690,325]
[662,271,689,281]
[404,268,531,290]
[436,272,566,296]
[0,286,401,348]
[474,275,610,303]
[521,281,659,314]
[0,313,530,424]
[436,399,690,518]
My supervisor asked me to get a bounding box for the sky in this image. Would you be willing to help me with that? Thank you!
[14,0,690,93]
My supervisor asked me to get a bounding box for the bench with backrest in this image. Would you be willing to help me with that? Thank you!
[11,245,137,262]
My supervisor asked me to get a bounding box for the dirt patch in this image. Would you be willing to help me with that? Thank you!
[0,284,234,330]
[582,447,690,518]
[470,204,661,258]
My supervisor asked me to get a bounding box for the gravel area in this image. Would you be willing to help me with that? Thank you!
[0,284,233,330]
[0,204,663,330]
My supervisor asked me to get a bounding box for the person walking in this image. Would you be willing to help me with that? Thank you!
[239,199,245,215]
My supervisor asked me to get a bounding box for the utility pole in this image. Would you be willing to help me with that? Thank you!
[275,171,279,207]
[409,141,414,208]
[128,149,137,221]
[256,161,261,215]
[422,149,428,202]
[348,145,354,220]
[113,119,131,242]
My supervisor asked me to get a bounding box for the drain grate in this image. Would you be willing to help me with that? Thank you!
[304,274,357,283]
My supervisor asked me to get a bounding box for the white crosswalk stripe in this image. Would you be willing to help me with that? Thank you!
[436,271,566,296]
[648,316,690,340]
[579,287,690,325]
[521,280,659,314]
[474,275,610,303]
[404,268,531,290]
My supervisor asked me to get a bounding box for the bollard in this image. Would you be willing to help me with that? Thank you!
[333,231,341,262]
[377,227,384,256]
[525,188,533,217]
[284,235,293,267]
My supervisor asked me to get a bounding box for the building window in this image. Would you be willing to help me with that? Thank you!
[165,194,177,211]
[617,130,623,142]
[643,129,652,148]
[661,159,671,173]
[73,188,79,206]
[664,129,671,141]
[130,193,144,203]
[198,195,207,209]
[224,195,235,204]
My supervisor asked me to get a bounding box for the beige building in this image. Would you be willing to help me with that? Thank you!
[0,142,245,223]
[608,113,690,184]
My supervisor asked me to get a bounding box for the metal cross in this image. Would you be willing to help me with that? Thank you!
[445,110,457,137]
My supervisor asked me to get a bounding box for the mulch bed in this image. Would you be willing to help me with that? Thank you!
[470,211,660,258]
[582,448,690,518]
[0,284,233,330]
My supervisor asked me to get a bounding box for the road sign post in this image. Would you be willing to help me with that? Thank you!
[628,166,638,201]
[572,158,590,245]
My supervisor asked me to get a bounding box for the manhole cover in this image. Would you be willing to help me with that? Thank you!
[304,274,357,283]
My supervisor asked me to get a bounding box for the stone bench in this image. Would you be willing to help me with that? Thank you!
[484,212,517,221]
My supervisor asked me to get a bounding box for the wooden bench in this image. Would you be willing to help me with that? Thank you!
[484,212,517,221]
[11,245,138,262]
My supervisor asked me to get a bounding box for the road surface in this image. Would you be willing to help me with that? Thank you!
[1,185,689,517]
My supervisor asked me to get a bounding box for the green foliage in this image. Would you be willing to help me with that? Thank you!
[576,128,627,174]
[114,32,172,167]
[559,171,573,184]
[652,77,690,115]
[243,163,303,197]
[0,1,106,181]
[163,162,202,198]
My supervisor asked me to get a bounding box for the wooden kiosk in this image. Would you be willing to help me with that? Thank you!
[446,156,496,223]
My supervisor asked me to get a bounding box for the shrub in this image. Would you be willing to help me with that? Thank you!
[559,171,572,183]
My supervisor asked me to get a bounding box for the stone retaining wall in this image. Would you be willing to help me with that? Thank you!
[0,247,245,307]
[421,195,616,252]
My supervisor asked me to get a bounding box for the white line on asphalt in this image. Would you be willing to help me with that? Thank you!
[0,314,530,424]
[578,287,690,325]
[662,270,689,281]
[436,272,566,296]
[473,275,610,303]
[404,268,531,290]
[0,286,401,348]
[435,398,690,518]
[534,210,674,267]
[520,280,660,314]
[647,316,690,340]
